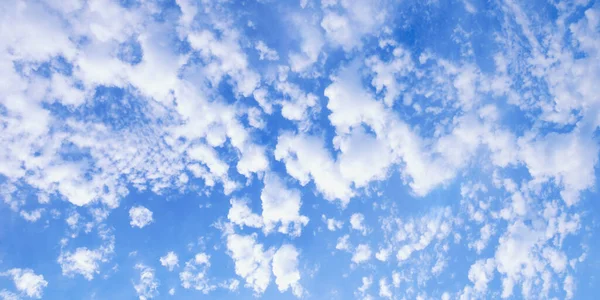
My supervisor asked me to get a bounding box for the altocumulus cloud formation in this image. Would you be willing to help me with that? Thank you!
[0,0,599,299]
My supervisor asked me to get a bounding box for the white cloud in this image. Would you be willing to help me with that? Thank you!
[253,87,273,114]
[392,272,400,287]
[468,259,495,294]
[65,211,80,229]
[19,209,44,222]
[246,107,266,129]
[0,2,597,300]
[320,13,353,50]
[255,41,279,61]
[260,173,309,237]
[226,233,273,295]
[378,277,392,299]
[366,46,415,106]
[0,0,278,214]
[219,279,240,292]
[323,61,456,197]
[186,28,259,97]
[58,247,104,280]
[175,0,197,29]
[542,247,567,274]
[352,244,372,264]
[228,198,263,229]
[129,206,154,228]
[288,13,324,72]
[187,144,229,178]
[396,245,414,261]
[274,75,318,122]
[518,130,598,206]
[1,269,48,299]
[469,223,494,254]
[160,252,179,272]
[179,253,215,294]
[356,276,373,298]
[336,234,350,251]
[0,290,19,300]
[337,127,393,188]
[236,144,269,179]
[275,132,353,205]
[272,245,304,298]
[227,174,310,238]
[490,195,581,299]
[323,216,343,231]
[375,247,391,262]
[320,0,386,51]
[133,264,159,300]
[349,213,367,235]
[388,207,454,263]
[564,275,575,299]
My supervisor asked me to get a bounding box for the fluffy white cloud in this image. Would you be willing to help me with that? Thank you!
[228,198,263,229]
[0,1,597,300]
[160,251,179,272]
[375,247,391,262]
[186,28,259,97]
[1,269,48,299]
[392,272,401,288]
[388,207,454,263]
[255,41,279,61]
[352,244,372,264]
[320,0,386,51]
[366,46,415,106]
[349,213,367,235]
[323,215,343,231]
[379,277,392,299]
[260,173,309,237]
[356,276,373,298]
[288,13,324,72]
[133,264,159,300]
[336,234,351,251]
[0,0,275,213]
[179,253,215,294]
[337,127,393,187]
[227,174,309,238]
[226,233,273,295]
[129,206,153,228]
[0,290,19,300]
[469,223,494,254]
[274,74,318,122]
[564,275,575,299]
[272,245,303,298]
[323,61,456,197]
[468,259,495,294]
[518,130,598,206]
[275,132,353,205]
[58,247,105,280]
[542,248,567,274]
[19,209,44,222]
[219,279,240,292]
[493,217,577,299]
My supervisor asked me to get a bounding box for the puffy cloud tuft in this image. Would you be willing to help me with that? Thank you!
[1,269,48,299]
[129,206,154,228]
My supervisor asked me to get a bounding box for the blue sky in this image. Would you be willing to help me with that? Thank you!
[1,0,600,299]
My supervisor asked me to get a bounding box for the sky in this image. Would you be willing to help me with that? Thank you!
[0,0,599,299]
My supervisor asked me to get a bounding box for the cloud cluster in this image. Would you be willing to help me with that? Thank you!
[1,269,48,299]
[0,0,598,299]
[129,206,154,228]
